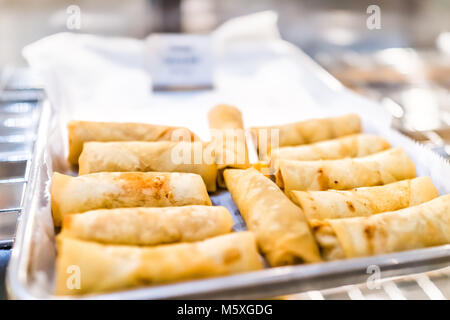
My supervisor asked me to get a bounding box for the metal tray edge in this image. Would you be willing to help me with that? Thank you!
[6,100,52,300]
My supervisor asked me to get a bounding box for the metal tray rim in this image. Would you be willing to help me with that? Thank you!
[81,244,450,300]
[6,100,51,300]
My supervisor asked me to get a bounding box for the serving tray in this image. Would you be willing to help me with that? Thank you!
[7,39,450,300]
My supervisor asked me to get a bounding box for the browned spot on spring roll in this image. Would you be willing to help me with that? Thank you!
[78,141,217,192]
[51,172,212,226]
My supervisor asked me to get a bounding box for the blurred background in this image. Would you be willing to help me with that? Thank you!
[0,0,449,66]
[3,0,449,146]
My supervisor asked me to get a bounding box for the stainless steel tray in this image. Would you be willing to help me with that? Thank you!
[5,96,450,299]
[7,37,450,298]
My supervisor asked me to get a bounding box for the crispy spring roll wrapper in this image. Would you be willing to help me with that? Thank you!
[270,134,390,170]
[251,113,361,156]
[312,195,450,260]
[276,148,416,193]
[67,120,198,165]
[55,232,263,295]
[208,105,250,187]
[208,104,244,130]
[224,168,321,266]
[61,206,234,246]
[78,141,218,192]
[289,177,438,220]
[51,172,212,226]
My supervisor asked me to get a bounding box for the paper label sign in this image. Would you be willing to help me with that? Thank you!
[145,34,213,91]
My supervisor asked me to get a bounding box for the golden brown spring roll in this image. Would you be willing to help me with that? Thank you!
[208,105,250,187]
[276,148,416,193]
[67,120,198,165]
[51,172,212,226]
[289,177,438,220]
[78,141,217,192]
[251,113,361,156]
[224,168,321,266]
[270,134,390,170]
[312,195,450,260]
[61,206,234,246]
[56,231,263,295]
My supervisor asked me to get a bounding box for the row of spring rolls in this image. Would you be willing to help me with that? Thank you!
[54,112,367,296]
[224,168,450,264]
[223,111,448,262]
[57,106,260,295]
[52,171,264,295]
[68,112,363,165]
[55,110,450,295]
[54,167,443,271]
[69,113,364,162]
[73,133,407,194]
[68,105,251,191]
[253,120,449,261]
[67,112,364,191]
[56,232,263,295]
[56,171,447,295]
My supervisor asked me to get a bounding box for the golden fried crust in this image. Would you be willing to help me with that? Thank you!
[61,206,234,245]
[208,105,250,187]
[270,134,390,169]
[289,177,438,220]
[251,113,361,152]
[78,141,217,192]
[67,120,198,165]
[208,105,244,130]
[276,148,416,192]
[312,195,450,260]
[224,168,321,266]
[50,171,212,226]
[55,232,263,295]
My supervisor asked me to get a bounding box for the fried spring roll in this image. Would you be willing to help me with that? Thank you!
[250,114,361,155]
[61,206,234,246]
[51,172,212,226]
[67,121,198,165]
[312,195,450,260]
[56,232,263,295]
[270,134,390,170]
[289,177,438,220]
[208,105,250,187]
[224,168,321,266]
[276,148,416,192]
[78,141,217,192]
